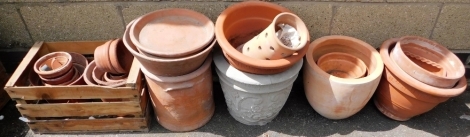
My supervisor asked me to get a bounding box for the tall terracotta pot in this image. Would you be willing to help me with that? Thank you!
[374,38,467,121]
[214,49,302,125]
[303,35,384,119]
[215,1,309,74]
[142,55,214,132]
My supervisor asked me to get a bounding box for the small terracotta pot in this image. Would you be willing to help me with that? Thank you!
[241,12,308,60]
[92,66,126,87]
[303,35,384,119]
[57,67,80,85]
[83,61,99,86]
[40,65,76,85]
[390,36,465,88]
[68,52,88,85]
[103,72,128,83]
[115,39,134,74]
[374,38,467,121]
[142,55,214,132]
[123,19,215,76]
[68,63,86,85]
[94,40,119,74]
[129,8,214,58]
[317,52,367,79]
[34,52,73,79]
[215,1,308,75]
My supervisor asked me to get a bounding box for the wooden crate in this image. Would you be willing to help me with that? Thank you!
[0,61,10,110]
[3,41,150,134]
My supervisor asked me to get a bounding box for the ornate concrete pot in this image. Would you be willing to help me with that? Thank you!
[303,35,384,119]
[213,50,302,125]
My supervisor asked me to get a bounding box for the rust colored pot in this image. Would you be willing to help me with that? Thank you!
[390,36,465,88]
[103,72,127,83]
[115,39,134,74]
[317,52,367,79]
[215,1,308,75]
[40,66,76,85]
[34,52,73,79]
[129,8,214,58]
[123,19,215,76]
[142,55,214,132]
[92,66,126,87]
[68,52,88,85]
[94,40,119,74]
[83,61,99,86]
[374,38,467,121]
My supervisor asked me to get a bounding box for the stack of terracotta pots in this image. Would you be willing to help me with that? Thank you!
[214,1,308,125]
[123,8,216,131]
[303,35,384,120]
[375,36,467,121]
[31,52,88,86]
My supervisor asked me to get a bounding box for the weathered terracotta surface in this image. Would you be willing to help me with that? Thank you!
[390,36,465,88]
[303,35,383,119]
[317,52,367,79]
[94,40,119,74]
[34,52,73,79]
[374,38,467,121]
[240,12,308,60]
[40,65,76,85]
[213,50,302,125]
[108,39,127,74]
[142,55,214,131]
[83,61,99,86]
[130,8,214,58]
[123,19,214,76]
[68,52,88,85]
[215,1,308,75]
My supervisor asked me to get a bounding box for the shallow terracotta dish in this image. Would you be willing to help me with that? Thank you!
[215,1,308,75]
[129,8,214,58]
[34,52,73,79]
[390,36,465,88]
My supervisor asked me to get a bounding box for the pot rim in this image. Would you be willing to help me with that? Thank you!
[83,60,99,86]
[141,54,213,83]
[317,52,367,79]
[215,1,309,69]
[129,8,215,58]
[380,38,467,97]
[305,35,384,84]
[34,52,73,77]
[268,12,308,51]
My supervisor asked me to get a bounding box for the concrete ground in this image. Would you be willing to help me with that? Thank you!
[1,78,469,137]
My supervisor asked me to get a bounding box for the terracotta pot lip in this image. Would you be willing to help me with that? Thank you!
[123,21,216,63]
[394,36,464,84]
[34,52,73,76]
[68,63,86,85]
[141,54,212,83]
[271,12,308,51]
[214,49,302,85]
[317,52,367,79]
[215,1,309,69]
[129,8,215,58]
[305,35,384,84]
[380,38,467,97]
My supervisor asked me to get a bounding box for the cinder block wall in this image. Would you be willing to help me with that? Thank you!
[0,0,469,71]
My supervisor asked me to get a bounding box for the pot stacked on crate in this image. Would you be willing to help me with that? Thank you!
[214,1,308,125]
[123,8,216,131]
[303,35,384,119]
[375,36,467,121]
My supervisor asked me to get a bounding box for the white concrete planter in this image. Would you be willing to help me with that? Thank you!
[213,50,303,125]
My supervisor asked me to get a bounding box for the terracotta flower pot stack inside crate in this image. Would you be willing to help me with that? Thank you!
[374,36,467,121]
[123,8,216,132]
[214,1,308,125]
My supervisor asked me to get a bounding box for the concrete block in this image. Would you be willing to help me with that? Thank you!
[0,5,32,49]
[331,4,440,48]
[20,3,124,42]
[278,2,332,41]
[121,2,229,25]
[432,4,470,49]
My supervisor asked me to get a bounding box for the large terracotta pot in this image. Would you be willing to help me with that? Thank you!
[142,55,214,132]
[303,35,384,119]
[213,49,302,125]
[374,38,467,121]
[215,1,308,74]
[123,19,215,76]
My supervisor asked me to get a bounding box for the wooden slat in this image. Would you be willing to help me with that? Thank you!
[4,41,44,88]
[126,58,141,89]
[6,86,138,100]
[17,102,142,117]
[27,117,147,134]
[43,41,106,55]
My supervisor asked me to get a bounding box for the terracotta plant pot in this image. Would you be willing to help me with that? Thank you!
[130,8,214,58]
[40,66,76,85]
[374,38,467,121]
[142,55,214,132]
[68,52,88,85]
[303,35,384,119]
[215,1,308,75]
[214,50,302,125]
[123,19,215,76]
[390,36,465,88]
[94,40,119,74]
[91,67,126,87]
[240,12,308,60]
[317,52,367,79]
[34,52,73,79]
[83,61,99,86]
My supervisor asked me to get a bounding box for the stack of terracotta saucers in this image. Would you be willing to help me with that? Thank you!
[31,52,88,86]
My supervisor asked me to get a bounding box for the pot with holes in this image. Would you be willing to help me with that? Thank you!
[303,35,384,119]
[374,38,467,121]
[214,49,302,125]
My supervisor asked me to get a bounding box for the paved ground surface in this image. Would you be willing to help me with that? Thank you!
[1,73,470,137]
